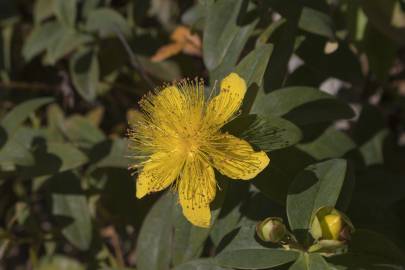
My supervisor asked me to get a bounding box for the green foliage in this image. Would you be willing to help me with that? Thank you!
[1,0,405,269]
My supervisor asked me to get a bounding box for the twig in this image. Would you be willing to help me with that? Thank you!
[101,226,126,268]
[0,81,59,92]
[112,27,156,89]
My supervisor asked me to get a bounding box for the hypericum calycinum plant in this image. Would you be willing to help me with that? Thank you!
[128,73,269,227]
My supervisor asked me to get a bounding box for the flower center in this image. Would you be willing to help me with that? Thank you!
[176,136,201,157]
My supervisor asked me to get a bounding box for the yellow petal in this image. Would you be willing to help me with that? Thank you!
[136,152,183,198]
[208,134,269,180]
[178,157,216,228]
[205,73,247,128]
[321,214,343,240]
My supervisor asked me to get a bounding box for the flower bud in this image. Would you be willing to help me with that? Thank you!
[256,217,287,243]
[320,214,342,240]
[308,206,354,254]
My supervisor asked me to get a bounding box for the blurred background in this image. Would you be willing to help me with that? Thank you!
[0,0,405,269]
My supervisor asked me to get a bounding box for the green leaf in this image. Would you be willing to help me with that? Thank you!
[256,19,286,47]
[363,23,398,82]
[52,194,92,251]
[22,21,62,61]
[90,138,128,169]
[21,142,88,177]
[43,28,92,65]
[253,147,315,204]
[47,143,88,171]
[172,184,226,266]
[299,7,334,39]
[85,8,131,37]
[62,115,105,148]
[297,127,357,160]
[215,248,299,269]
[290,253,333,270]
[174,258,229,270]
[1,97,53,134]
[0,137,34,168]
[214,225,299,269]
[286,159,347,239]
[203,0,258,80]
[234,44,273,112]
[235,44,274,88]
[70,47,99,101]
[224,114,302,152]
[251,87,354,126]
[81,0,102,18]
[172,210,211,265]
[136,192,174,270]
[54,0,77,27]
[37,255,85,270]
[359,129,388,166]
[210,182,249,247]
[261,3,302,92]
[33,0,55,24]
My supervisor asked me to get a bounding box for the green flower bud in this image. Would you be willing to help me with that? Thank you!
[256,217,287,243]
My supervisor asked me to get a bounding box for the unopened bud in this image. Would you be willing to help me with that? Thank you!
[308,207,355,254]
[320,214,342,240]
[256,217,287,243]
[310,206,354,242]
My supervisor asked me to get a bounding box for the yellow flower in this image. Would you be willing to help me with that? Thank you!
[128,73,270,227]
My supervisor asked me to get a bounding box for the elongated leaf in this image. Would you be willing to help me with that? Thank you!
[214,225,298,269]
[297,127,357,160]
[299,7,334,39]
[22,21,62,61]
[1,97,53,134]
[85,8,131,37]
[0,138,34,168]
[70,47,99,101]
[174,258,229,270]
[172,211,210,265]
[43,28,92,65]
[364,23,397,82]
[21,142,88,177]
[54,0,77,27]
[251,87,354,126]
[235,44,274,88]
[52,194,92,251]
[234,44,273,112]
[224,114,302,152]
[290,253,333,270]
[91,138,128,169]
[37,255,84,270]
[62,115,105,148]
[33,0,55,23]
[172,185,226,266]
[136,192,174,270]
[262,3,302,92]
[287,159,347,237]
[215,248,299,269]
[204,0,257,80]
[253,147,315,205]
